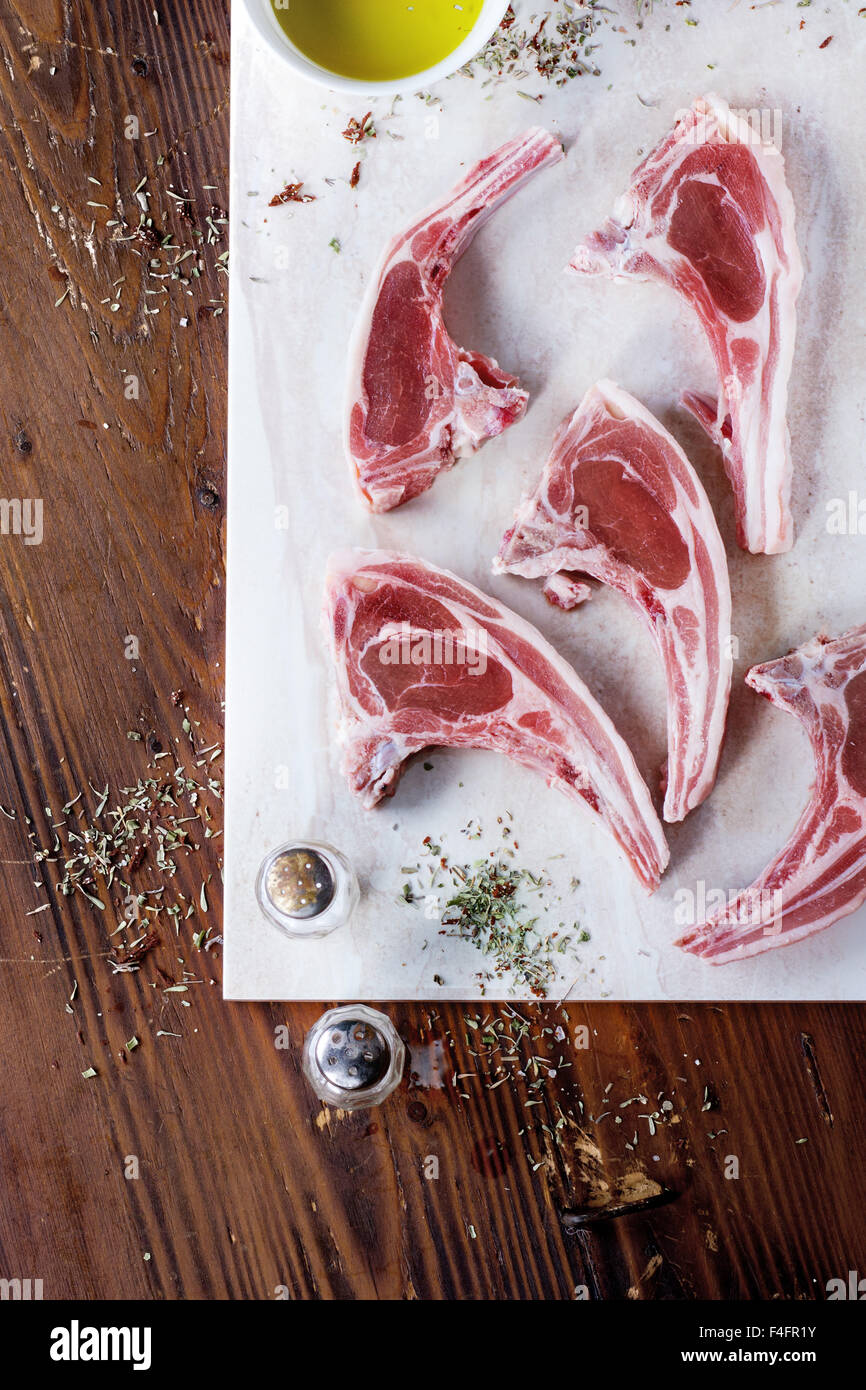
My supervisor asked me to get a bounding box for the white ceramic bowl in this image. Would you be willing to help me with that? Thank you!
[241,0,510,97]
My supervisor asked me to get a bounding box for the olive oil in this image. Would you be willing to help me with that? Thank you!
[270,0,484,82]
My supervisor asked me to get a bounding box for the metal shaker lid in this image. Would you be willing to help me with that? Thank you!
[265,847,335,919]
[255,841,359,940]
[302,1005,406,1109]
[313,1017,391,1091]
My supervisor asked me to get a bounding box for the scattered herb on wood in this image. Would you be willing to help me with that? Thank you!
[411,1002,739,1207]
[111,930,161,970]
[24,701,224,997]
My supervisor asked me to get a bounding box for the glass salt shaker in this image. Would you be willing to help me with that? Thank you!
[255,841,359,939]
[302,1005,406,1110]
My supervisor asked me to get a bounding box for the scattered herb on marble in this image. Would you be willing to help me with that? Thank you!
[400,827,585,997]
[464,2,601,87]
[440,860,556,997]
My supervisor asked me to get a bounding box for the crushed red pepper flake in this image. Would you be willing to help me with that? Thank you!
[342,112,376,144]
[134,221,162,248]
[127,842,147,872]
[268,182,315,206]
[111,930,160,967]
[350,161,361,189]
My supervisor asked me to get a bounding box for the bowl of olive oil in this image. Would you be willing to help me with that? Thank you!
[243,0,510,94]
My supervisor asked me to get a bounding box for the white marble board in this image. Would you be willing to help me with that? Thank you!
[224,0,866,1000]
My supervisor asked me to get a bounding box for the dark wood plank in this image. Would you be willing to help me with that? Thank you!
[0,1,864,1302]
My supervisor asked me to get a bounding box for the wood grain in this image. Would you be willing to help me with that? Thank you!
[0,1,864,1301]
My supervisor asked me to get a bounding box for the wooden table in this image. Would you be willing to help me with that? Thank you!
[0,1,863,1302]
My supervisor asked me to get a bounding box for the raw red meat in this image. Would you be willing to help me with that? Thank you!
[346,128,564,512]
[496,380,732,823]
[678,624,866,962]
[571,95,802,556]
[324,549,669,893]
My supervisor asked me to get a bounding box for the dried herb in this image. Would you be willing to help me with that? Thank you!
[134,222,162,249]
[268,182,315,206]
[99,171,227,329]
[111,930,160,968]
[465,1,601,87]
[400,822,591,997]
[24,704,223,993]
[440,859,556,997]
[342,112,376,144]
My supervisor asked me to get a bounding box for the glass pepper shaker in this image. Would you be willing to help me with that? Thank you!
[302,1005,406,1110]
[255,841,359,939]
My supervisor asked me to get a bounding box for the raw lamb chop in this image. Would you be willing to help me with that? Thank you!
[678,624,866,963]
[346,128,564,512]
[571,94,802,556]
[496,381,732,823]
[324,549,669,893]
